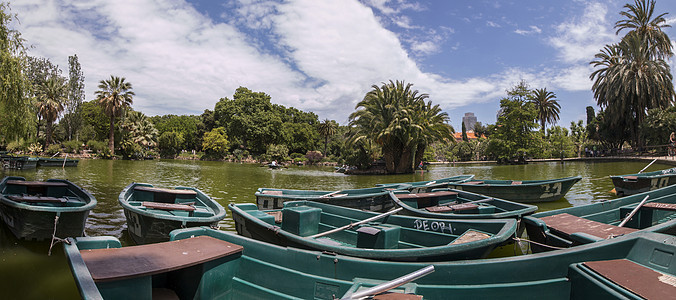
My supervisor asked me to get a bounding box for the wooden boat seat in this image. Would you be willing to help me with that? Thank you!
[266,211,283,223]
[539,213,637,239]
[261,190,283,196]
[425,203,479,212]
[449,230,490,245]
[142,201,195,212]
[641,202,676,211]
[134,186,197,196]
[463,181,484,185]
[395,191,458,199]
[80,236,243,282]
[7,195,67,203]
[622,176,639,181]
[511,181,522,185]
[582,259,676,299]
[6,180,68,187]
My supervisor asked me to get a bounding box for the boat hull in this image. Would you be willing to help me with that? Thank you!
[64,226,676,299]
[523,184,676,253]
[446,176,582,203]
[610,168,676,196]
[119,183,226,244]
[0,202,89,241]
[0,176,96,241]
[37,157,79,167]
[255,186,409,212]
[123,209,218,244]
[230,201,516,262]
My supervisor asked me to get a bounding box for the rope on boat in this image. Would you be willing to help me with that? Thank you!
[48,213,70,256]
[512,237,566,250]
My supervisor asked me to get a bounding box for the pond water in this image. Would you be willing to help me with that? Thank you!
[0,158,668,298]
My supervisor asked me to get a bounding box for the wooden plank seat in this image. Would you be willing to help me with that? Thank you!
[6,180,68,187]
[539,213,637,239]
[511,181,522,185]
[395,191,458,199]
[266,211,283,223]
[641,202,676,211]
[7,195,67,203]
[425,203,479,212]
[134,186,197,196]
[449,230,490,245]
[80,236,243,282]
[463,181,484,185]
[261,190,283,196]
[622,176,639,181]
[142,201,195,212]
[582,259,676,299]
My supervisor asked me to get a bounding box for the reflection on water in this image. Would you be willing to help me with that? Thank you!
[0,158,667,298]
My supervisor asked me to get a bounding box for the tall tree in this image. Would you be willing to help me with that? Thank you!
[529,88,560,133]
[95,75,134,156]
[63,54,84,141]
[348,80,451,174]
[615,0,672,60]
[35,76,66,146]
[590,1,674,148]
[0,3,32,141]
[317,119,337,157]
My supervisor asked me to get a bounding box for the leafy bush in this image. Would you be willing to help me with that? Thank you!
[266,144,289,161]
[202,127,229,159]
[62,140,82,154]
[28,143,43,154]
[305,150,323,165]
[158,131,184,158]
[45,144,62,155]
[6,139,26,153]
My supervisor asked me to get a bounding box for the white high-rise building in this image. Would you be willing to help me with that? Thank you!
[462,112,477,130]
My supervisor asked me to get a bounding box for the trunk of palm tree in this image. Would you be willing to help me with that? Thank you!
[109,116,115,156]
[45,123,52,147]
[323,136,328,157]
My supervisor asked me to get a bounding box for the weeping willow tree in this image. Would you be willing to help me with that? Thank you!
[0,3,33,142]
[347,80,453,174]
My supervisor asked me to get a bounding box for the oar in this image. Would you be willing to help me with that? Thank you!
[341,265,435,300]
[618,195,650,227]
[319,190,342,198]
[638,159,657,174]
[309,207,404,239]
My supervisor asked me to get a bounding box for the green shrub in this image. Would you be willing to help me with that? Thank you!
[6,139,26,153]
[45,144,62,155]
[62,140,82,153]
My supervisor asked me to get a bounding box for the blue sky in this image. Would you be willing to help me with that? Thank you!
[11,0,676,130]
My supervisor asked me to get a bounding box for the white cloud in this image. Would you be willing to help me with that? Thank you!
[515,25,541,35]
[548,2,616,63]
[486,21,501,28]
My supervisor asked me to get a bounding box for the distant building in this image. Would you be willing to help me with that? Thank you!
[453,130,483,142]
[462,112,477,131]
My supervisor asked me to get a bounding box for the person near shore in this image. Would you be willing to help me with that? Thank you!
[669,132,676,156]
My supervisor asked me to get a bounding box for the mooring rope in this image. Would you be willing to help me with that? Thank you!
[513,236,566,250]
[48,214,69,256]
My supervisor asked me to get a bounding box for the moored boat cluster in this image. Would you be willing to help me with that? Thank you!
[4,168,676,299]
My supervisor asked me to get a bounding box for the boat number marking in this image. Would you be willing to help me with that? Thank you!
[128,212,142,236]
[413,219,453,234]
[651,178,669,190]
[540,182,562,199]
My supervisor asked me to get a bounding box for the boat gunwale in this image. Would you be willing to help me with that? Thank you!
[118,182,226,223]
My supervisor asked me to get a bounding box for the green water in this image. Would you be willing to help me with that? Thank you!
[0,159,670,298]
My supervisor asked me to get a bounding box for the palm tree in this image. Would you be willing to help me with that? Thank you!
[123,111,158,148]
[317,119,336,157]
[529,88,561,133]
[95,76,134,156]
[615,0,672,60]
[35,77,66,146]
[348,80,451,173]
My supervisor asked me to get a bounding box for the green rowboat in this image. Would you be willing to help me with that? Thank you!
[0,176,96,241]
[389,189,537,219]
[229,200,517,261]
[64,226,676,299]
[443,176,582,203]
[610,167,676,196]
[0,155,37,169]
[255,185,410,212]
[376,175,475,193]
[118,182,226,244]
[523,184,676,252]
[36,156,79,167]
